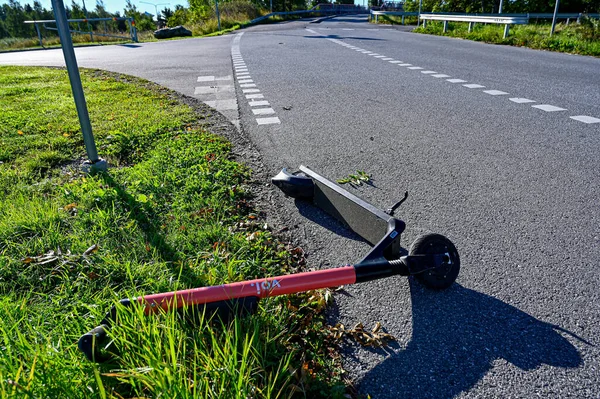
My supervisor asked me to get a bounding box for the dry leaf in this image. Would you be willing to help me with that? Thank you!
[83,244,99,256]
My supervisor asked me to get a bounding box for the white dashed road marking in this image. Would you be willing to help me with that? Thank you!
[532,104,567,112]
[509,98,536,104]
[570,115,600,124]
[463,84,485,88]
[197,76,215,82]
[204,99,237,110]
[257,117,281,125]
[232,32,281,126]
[484,90,509,95]
[252,108,276,115]
[249,100,270,107]
[314,28,599,127]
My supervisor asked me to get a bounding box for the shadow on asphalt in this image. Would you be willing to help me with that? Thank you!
[117,44,142,48]
[354,281,583,398]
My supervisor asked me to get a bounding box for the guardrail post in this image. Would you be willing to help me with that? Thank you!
[468,21,474,32]
[503,24,510,38]
[34,22,44,47]
[443,20,448,33]
[550,0,560,35]
[401,15,405,24]
[129,19,138,42]
[423,19,427,28]
[375,14,378,22]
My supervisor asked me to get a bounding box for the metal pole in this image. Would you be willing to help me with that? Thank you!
[51,0,105,169]
[82,0,93,42]
[418,0,423,26]
[34,23,44,47]
[215,0,221,31]
[498,0,503,13]
[550,0,560,35]
[270,0,272,13]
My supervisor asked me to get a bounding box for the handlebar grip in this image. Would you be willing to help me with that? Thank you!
[78,324,110,362]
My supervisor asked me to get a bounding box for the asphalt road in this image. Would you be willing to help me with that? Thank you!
[2,16,599,398]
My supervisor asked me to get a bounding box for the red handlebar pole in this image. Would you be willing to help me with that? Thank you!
[140,266,357,314]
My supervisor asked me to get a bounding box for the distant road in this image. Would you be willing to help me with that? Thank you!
[2,16,599,398]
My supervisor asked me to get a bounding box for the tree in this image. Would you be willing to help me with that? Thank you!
[123,0,155,30]
[161,6,173,20]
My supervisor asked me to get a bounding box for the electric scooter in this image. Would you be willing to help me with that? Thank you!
[78,165,460,362]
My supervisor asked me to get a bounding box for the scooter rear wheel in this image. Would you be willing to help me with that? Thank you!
[409,233,460,289]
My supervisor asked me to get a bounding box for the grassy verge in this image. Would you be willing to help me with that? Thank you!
[370,14,419,26]
[413,19,600,57]
[0,66,346,398]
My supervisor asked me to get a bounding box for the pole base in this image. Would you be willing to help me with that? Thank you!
[82,158,108,174]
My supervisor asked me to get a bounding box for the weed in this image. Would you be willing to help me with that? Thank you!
[337,170,371,186]
[414,20,600,57]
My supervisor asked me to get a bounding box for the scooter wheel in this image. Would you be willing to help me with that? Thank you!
[409,233,460,289]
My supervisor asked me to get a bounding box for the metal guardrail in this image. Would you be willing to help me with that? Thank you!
[419,13,528,38]
[371,10,599,28]
[371,10,419,24]
[24,17,138,47]
[528,12,599,19]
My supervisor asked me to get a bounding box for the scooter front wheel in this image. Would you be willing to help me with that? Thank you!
[409,233,460,289]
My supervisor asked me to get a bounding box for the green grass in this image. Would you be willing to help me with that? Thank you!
[0,66,346,398]
[413,19,600,57]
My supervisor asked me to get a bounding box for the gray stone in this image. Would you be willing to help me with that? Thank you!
[153,25,193,39]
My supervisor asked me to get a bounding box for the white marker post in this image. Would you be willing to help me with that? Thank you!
[51,0,107,171]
